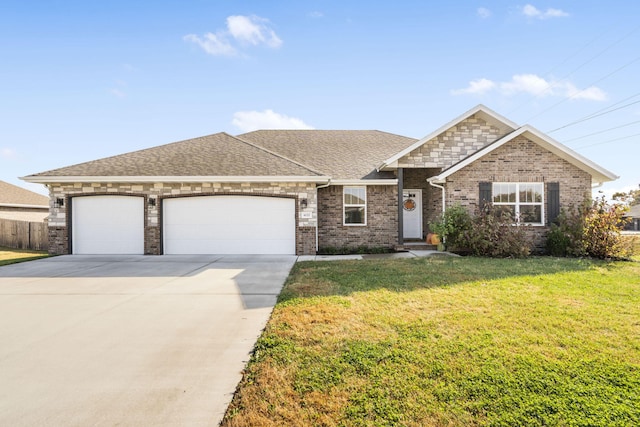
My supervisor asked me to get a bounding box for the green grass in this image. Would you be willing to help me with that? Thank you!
[223,256,640,427]
[0,246,49,266]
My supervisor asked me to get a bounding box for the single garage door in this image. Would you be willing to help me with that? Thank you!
[163,196,295,255]
[72,196,144,254]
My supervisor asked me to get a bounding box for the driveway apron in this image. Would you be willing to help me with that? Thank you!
[0,254,296,426]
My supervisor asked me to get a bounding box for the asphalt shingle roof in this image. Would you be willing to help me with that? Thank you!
[0,180,49,206]
[239,130,418,180]
[27,133,323,178]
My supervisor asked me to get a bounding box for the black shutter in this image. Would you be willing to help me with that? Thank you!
[479,182,492,211]
[547,182,560,225]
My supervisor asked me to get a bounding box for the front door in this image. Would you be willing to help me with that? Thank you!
[402,189,422,239]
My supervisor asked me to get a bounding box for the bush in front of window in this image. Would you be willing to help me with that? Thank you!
[546,197,632,259]
[458,205,531,258]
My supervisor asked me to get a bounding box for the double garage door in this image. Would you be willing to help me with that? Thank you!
[72,195,296,255]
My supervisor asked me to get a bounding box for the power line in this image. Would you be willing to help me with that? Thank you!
[547,96,640,133]
[508,23,640,115]
[577,132,640,149]
[526,54,640,122]
[565,119,640,143]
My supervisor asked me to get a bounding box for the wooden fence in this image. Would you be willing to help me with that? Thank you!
[0,219,48,251]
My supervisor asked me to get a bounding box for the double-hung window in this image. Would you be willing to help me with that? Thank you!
[492,183,544,225]
[344,186,366,225]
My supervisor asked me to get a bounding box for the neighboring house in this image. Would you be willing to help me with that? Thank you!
[624,205,640,231]
[22,105,617,255]
[0,180,49,222]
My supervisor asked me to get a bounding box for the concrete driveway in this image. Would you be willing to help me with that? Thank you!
[0,254,296,426]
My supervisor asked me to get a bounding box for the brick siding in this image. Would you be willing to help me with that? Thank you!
[445,135,592,248]
[317,185,398,250]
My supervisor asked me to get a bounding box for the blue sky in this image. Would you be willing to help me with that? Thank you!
[1,1,639,198]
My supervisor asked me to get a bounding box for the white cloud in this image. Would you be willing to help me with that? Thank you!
[1,148,16,159]
[308,11,324,18]
[501,74,550,96]
[450,78,496,95]
[477,7,492,19]
[564,83,607,101]
[452,74,606,101]
[227,15,282,48]
[232,110,314,132]
[184,15,282,56]
[183,32,237,56]
[522,4,569,19]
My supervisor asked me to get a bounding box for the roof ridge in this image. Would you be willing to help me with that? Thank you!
[232,133,328,177]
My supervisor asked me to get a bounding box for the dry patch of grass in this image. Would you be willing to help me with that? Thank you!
[0,246,48,266]
[223,257,640,426]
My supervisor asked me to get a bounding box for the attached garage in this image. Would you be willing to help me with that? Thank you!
[72,195,145,254]
[163,196,296,255]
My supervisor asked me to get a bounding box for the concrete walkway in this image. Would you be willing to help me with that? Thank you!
[0,254,296,427]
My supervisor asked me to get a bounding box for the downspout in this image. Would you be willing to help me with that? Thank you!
[315,179,332,252]
[428,179,446,214]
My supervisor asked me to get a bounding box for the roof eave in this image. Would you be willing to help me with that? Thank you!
[0,202,49,209]
[21,175,332,184]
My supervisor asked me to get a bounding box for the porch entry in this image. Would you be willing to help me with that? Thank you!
[402,189,422,239]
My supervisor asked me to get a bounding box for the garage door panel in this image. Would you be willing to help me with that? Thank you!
[163,196,295,255]
[73,196,144,255]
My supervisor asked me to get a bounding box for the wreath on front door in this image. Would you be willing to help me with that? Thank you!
[403,198,416,211]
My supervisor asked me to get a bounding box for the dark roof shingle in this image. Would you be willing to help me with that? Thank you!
[27,133,322,178]
[239,130,417,179]
[0,181,49,206]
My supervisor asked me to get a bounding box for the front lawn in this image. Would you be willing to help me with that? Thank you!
[0,247,49,266]
[223,256,640,426]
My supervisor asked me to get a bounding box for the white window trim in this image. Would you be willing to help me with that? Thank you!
[343,186,367,226]
[492,182,545,226]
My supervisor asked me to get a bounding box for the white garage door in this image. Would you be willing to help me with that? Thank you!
[72,196,144,254]
[163,196,295,255]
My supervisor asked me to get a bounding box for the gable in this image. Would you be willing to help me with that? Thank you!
[395,115,507,170]
[428,126,618,185]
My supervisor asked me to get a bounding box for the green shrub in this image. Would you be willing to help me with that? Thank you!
[429,204,473,249]
[460,206,531,258]
[545,197,631,259]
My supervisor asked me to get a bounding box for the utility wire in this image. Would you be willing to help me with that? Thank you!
[576,132,640,149]
[547,96,640,133]
[564,119,640,143]
[525,54,640,122]
[506,27,613,114]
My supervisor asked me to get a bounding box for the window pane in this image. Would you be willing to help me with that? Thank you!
[494,205,516,221]
[345,207,365,224]
[520,205,542,223]
[493,183,516,203]
[344,188,365,205]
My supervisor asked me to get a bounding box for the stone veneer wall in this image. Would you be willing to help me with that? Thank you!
[317,185,398,250]
[445,135,592,249]
[398,115,506,169]
[46,181,318,255]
